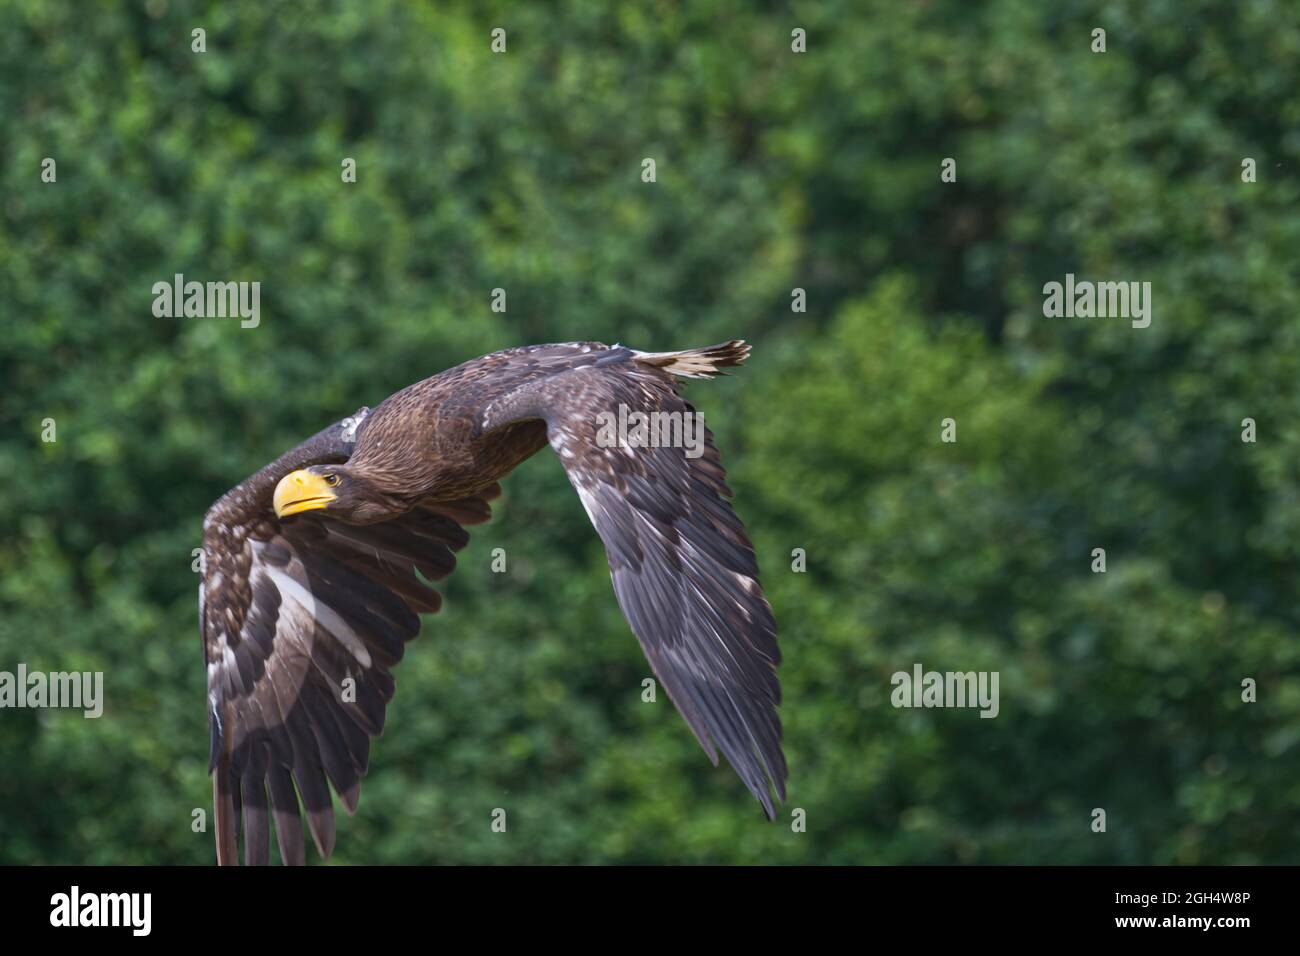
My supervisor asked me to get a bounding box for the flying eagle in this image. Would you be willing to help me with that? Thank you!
[200,340,785,864]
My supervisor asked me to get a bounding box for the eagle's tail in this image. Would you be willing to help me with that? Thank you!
[631,339,751,379]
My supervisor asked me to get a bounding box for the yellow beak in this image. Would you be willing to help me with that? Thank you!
[273,469,337,518]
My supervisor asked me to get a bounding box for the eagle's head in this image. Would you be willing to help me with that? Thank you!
[272,464,400,525]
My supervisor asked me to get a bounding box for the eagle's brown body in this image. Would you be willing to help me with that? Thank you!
[201,340,785,865]
[347,344,591,501]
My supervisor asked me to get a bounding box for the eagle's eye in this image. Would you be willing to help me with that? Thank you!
[324,473,341,487]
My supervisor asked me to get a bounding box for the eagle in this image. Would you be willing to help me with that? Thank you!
[200,340,785,864]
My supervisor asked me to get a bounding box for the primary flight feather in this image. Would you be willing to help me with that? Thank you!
[199,340,785,864]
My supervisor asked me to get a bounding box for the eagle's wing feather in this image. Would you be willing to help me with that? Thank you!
[483,345,786,816]
[201,414,494,865]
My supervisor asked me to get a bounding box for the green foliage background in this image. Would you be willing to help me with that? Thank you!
[1,0,1298,864]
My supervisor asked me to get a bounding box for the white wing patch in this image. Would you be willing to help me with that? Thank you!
[265,564,373,670]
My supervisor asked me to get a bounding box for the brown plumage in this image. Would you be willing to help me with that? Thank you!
[200,340,784,865]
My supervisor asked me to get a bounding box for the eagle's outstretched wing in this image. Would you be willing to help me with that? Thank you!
[483,341,786,816]
[200,410,496,865]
